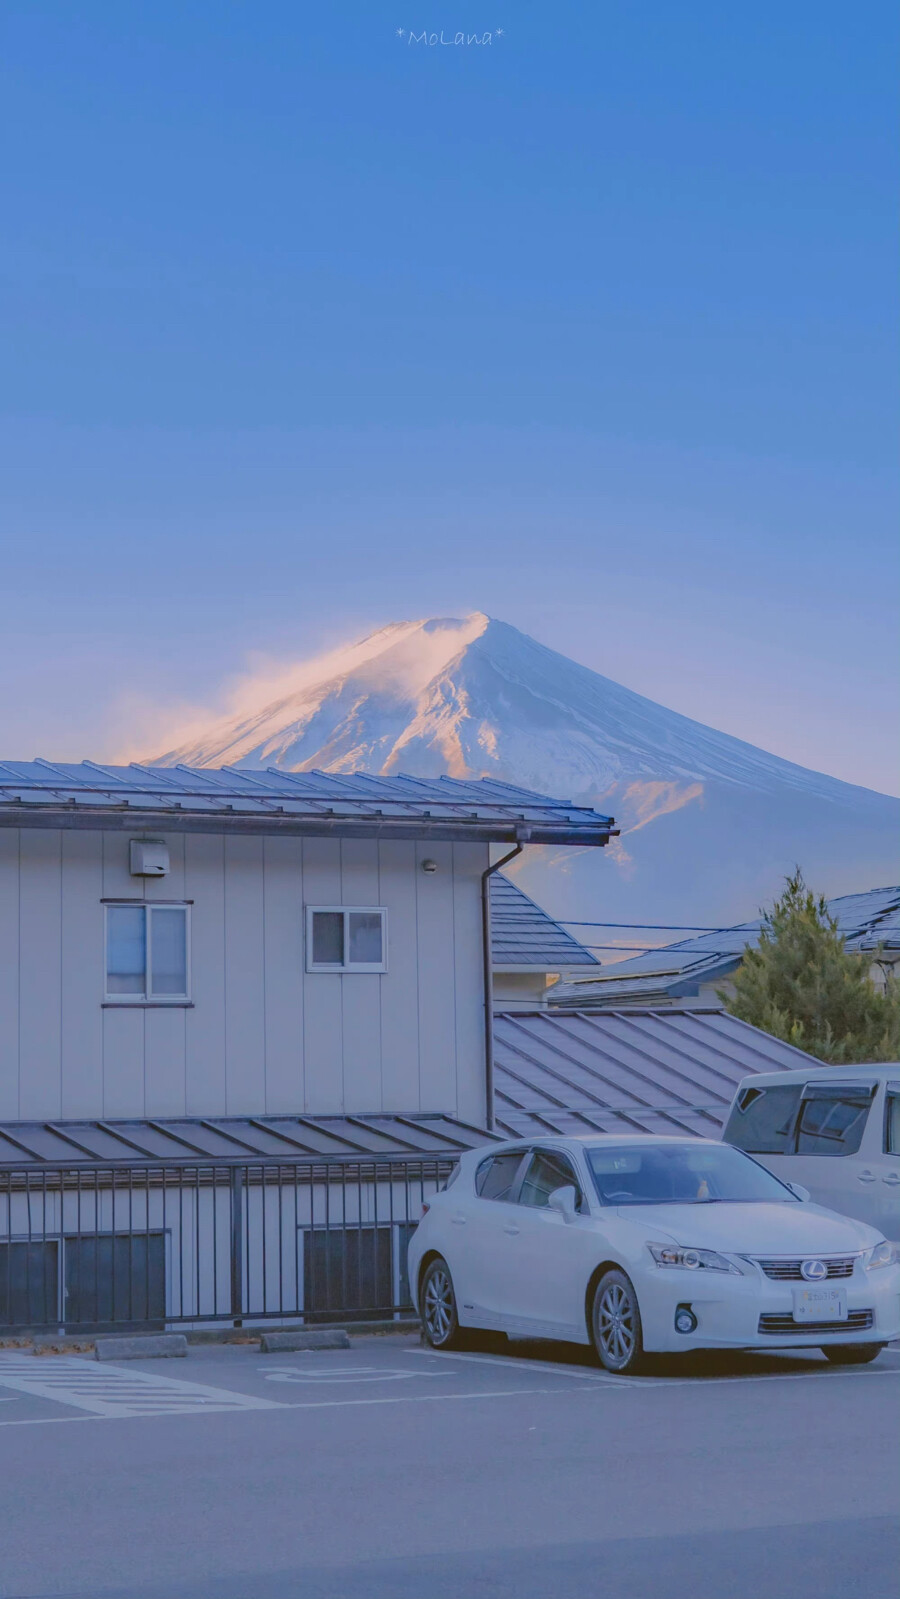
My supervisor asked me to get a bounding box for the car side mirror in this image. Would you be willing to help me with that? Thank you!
[548,1185,578,1224]
[786,1182,811,1203]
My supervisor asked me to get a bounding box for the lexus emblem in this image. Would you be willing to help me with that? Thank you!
[800,1259,828,1281]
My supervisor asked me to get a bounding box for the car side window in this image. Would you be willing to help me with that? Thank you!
[795,1089,873,1156]
[517,1149,585,1212]
[474,1151,527,1201]
[723,1084,802,1153]
[885,1092,900,1156]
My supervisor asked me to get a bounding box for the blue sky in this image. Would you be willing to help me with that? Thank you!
[1,1,897,792]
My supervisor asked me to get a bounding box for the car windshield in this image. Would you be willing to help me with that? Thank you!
[586,1142,795,1206]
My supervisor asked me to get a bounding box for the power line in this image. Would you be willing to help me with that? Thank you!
[581,933,671,946]
[559,920,730,932]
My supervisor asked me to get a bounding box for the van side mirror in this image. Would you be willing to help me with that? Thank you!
[786,1182,811,1203]
[548,1185,578,1223]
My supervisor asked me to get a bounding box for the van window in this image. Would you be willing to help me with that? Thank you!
[795,1089,872,1156]
[885,1092,900,1156]
[723,1084,802,1153]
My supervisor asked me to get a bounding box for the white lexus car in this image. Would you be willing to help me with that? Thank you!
[408,1136,900,1373]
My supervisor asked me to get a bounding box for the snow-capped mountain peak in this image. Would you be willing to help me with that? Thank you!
[151,612,868,802]
[147,614,898,925]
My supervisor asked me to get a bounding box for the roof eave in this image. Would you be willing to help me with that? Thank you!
[0,804,614,849]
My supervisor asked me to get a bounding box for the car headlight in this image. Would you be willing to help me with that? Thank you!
[863,1241,899,1271]
[648,1244,739,1274]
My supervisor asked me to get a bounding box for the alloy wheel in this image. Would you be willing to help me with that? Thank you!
[423,1263,455,1346]
[598,1283,634,1364]
[592,1269,644,1374]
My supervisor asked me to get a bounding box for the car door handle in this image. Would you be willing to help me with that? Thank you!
[451,1214,467,1226]
[882,1173,900,1186]
[857,1171,877,1183]
[503,1224,520,1236]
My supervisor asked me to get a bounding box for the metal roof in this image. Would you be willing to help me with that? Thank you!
[493,1008,823,1139]
[0,761,614,848]
[0,1112,495,1170]
[832,887,900,952]
[550,885,900,1008]
[490,874,598,970]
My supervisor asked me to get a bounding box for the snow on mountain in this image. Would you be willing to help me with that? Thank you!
[149,614,900,928]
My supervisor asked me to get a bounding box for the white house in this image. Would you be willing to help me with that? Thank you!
[0,761,614,1130]
[0,761,614,1333]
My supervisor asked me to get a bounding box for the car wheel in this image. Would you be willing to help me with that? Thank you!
[821,1342,885,1365]
[591,1268,646,1375]
[420,1257,463,1349]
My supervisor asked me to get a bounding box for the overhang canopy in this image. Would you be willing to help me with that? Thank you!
[0,1112,496,1170]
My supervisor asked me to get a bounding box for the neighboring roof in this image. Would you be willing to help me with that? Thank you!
[550,885,900,1009]
[490,874,598,971]
[492,1008,824,1139]
[0,1112,494,1169]
[833,887,900,952]
[0,761,615,848]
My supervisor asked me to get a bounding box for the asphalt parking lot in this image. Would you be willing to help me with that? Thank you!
[1,1332,898,1598]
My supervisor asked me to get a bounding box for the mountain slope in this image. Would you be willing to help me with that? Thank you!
[150,614,899,928]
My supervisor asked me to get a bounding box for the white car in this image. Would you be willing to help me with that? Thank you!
[408,1135,900,1374]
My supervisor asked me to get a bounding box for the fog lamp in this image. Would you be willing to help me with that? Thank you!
[674,1306,697,1335]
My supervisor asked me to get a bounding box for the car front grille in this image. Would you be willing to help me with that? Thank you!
[758,1310,873,1335]
[754,1256,857,1281]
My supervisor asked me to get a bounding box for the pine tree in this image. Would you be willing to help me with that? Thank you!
[725,869,900,1063]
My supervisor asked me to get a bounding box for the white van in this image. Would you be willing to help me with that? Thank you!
[722,1063,900,1242]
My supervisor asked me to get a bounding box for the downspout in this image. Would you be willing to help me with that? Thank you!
[481,837,526,1132]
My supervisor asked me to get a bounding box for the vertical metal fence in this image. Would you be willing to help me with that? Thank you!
[0,1157,454,1334]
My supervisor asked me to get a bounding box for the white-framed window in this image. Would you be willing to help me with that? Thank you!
[306,907,387,973]
[105,903,191,1002]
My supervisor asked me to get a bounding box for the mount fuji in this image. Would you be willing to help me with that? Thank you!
[149,614,899,931]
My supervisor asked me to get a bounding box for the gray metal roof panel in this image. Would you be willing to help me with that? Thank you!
[490,875,598,969]
[0,761,614,846]
[493,1008,823,1139]
[494,1104,726,1139]
[0,1112,492,1168]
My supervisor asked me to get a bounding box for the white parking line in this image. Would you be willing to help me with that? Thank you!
[0,1355,283,1418]
[259,1364,440,1384]
[406,1347,640,1385]
[281,1386,589,1411]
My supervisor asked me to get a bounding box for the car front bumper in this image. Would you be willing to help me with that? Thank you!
[635,1261,900,1353]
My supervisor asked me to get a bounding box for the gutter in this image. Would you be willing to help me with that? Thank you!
[0,806,614,849]
[481,838,525,1131]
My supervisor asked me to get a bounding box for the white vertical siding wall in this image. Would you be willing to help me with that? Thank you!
[0,828,490,1126]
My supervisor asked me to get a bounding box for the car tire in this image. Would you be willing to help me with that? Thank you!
[590,1268,646,1375]
[420,1257,464,1350]
[821,1342,885,1365]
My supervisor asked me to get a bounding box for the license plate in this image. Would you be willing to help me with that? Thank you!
[792,1285,847,1322]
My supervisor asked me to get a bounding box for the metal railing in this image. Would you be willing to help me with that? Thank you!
[0,1156,453,1335]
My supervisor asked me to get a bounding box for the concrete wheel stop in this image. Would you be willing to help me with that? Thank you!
[259,1329,351,1353]
[94,1334,189,1361]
